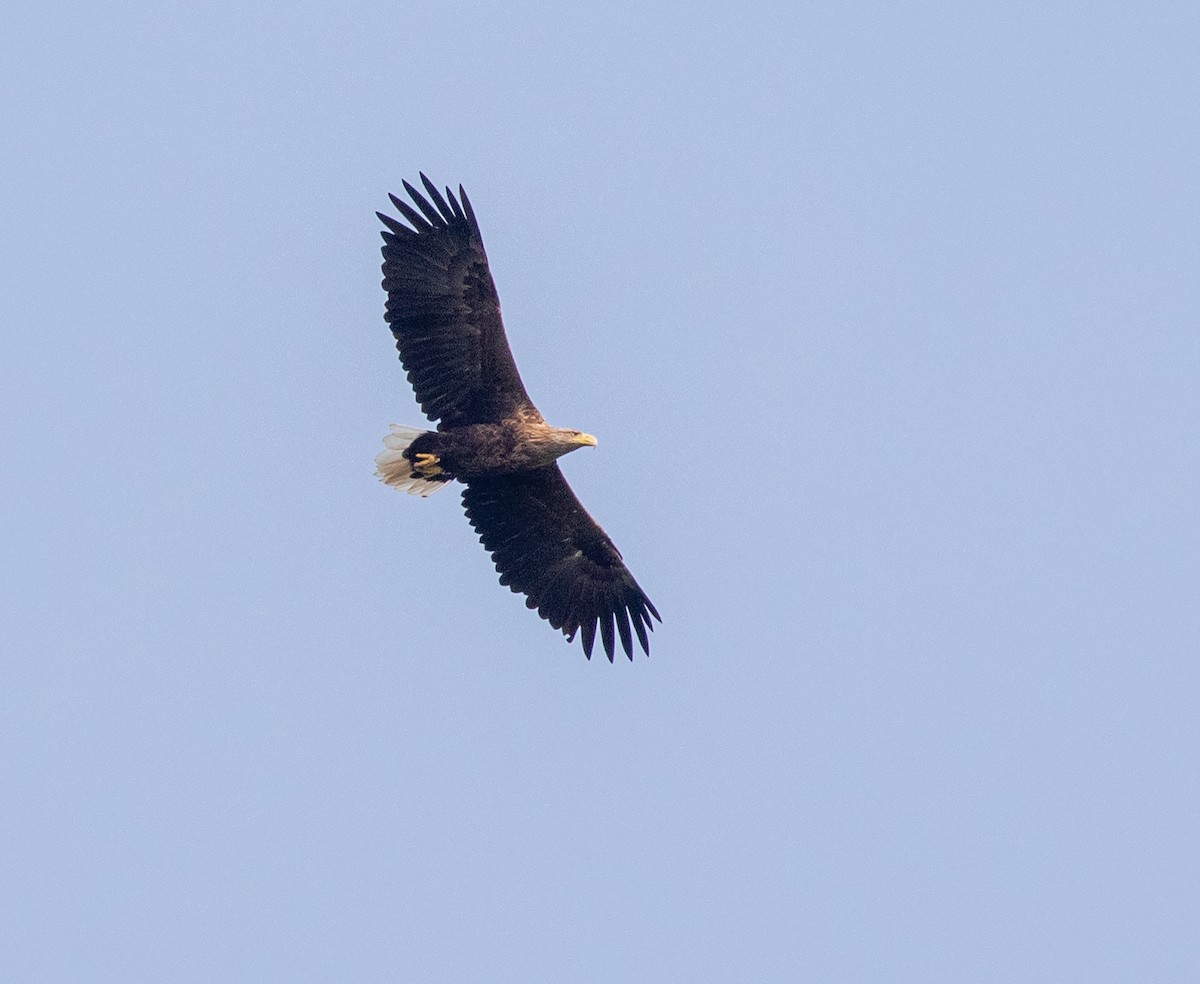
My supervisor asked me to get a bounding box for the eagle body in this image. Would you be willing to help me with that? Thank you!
[402,418,596,481]
[374,175,660,661]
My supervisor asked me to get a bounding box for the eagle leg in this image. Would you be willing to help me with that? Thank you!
[412,452,445,478]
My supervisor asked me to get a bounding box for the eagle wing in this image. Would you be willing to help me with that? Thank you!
[378,175,538,427]
[462,465,661,661]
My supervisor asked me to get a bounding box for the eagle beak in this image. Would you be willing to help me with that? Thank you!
[577,433,598,447]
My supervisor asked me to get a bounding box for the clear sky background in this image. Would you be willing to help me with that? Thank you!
[3,1,1198,981]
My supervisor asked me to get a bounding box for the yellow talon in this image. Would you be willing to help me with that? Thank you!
[413,452,444,477]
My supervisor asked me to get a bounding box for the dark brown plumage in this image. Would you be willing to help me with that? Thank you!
[374,175,660,661]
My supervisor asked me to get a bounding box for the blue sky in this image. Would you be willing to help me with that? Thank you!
[3,1,1198,981]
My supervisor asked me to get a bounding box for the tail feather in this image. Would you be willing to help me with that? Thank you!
[375,424,451,497]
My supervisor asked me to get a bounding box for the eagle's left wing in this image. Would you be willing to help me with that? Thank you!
[461,465,660,661]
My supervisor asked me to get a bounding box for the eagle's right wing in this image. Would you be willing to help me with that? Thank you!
[378,175,538,428]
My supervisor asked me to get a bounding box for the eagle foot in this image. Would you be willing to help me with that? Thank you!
[412,452,444,478]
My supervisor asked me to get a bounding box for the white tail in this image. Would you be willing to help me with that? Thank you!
[375,424,451,497]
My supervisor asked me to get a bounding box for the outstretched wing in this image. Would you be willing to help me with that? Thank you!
[378,175,538,427]
[462,466,661,661]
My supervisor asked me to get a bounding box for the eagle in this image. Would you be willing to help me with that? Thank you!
[373,175,660,661]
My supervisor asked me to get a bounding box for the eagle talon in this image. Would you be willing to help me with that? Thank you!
[412,452,444,478]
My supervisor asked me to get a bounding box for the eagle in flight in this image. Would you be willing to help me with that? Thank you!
[374,175,660,661]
